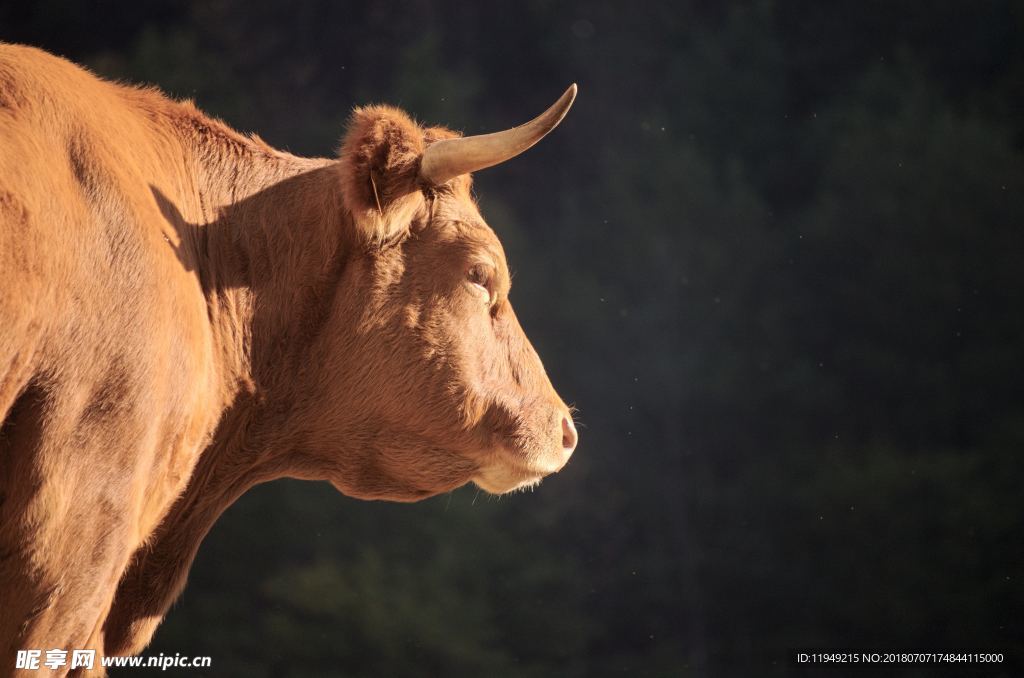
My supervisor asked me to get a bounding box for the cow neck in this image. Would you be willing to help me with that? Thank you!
[182,127,356,483]
[106,120,366,653]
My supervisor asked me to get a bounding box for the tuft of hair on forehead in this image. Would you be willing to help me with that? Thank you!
[337,105,428,245]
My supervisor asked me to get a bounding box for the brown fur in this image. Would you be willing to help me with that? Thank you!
[0,43,576,677]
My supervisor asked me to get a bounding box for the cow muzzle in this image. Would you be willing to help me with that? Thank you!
[473,409,577,494]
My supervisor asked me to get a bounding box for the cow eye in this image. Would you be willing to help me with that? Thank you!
[467,264,493,301]
[467,264,489,286]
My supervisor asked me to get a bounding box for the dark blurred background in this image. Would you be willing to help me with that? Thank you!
[3,1,1022,676]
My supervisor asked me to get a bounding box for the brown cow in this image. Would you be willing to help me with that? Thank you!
[0,43,577,676]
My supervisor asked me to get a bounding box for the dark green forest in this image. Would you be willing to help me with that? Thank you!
[3,1,1022,676]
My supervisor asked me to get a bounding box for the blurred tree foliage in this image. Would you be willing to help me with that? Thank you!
[2,1,1022,675]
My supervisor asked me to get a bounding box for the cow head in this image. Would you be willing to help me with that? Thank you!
[295,87,578,501]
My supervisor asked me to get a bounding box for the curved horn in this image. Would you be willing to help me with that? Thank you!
[419,84,577,186]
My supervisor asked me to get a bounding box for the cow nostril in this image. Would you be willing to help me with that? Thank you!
[561,415,578,452]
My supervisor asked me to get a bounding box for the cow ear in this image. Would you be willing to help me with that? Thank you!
[338,105,426,244]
